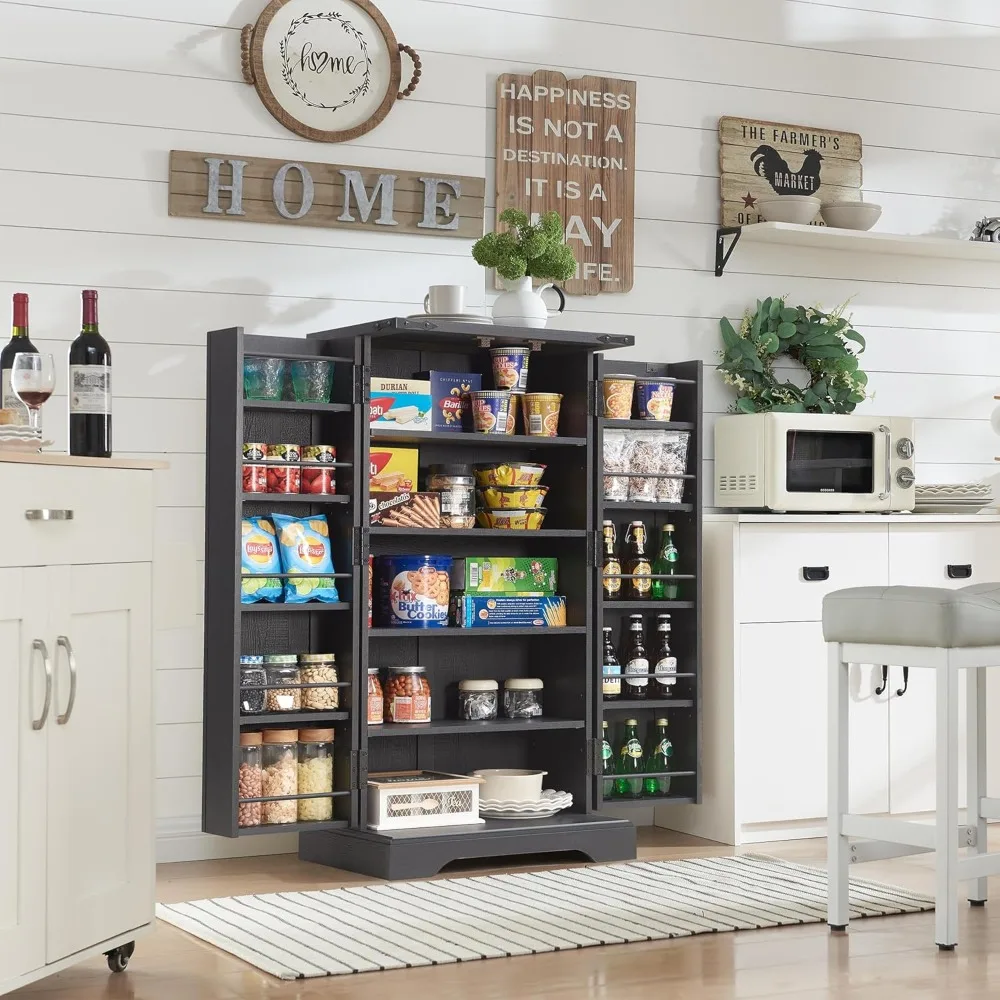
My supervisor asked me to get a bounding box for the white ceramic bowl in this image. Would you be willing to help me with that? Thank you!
[471,768,547,802]
[756,196,820,225]
[820,201,882,231]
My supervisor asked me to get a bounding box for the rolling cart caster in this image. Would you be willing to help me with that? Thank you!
[105,941,135,973]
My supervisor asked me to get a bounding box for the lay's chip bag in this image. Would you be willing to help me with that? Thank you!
[241,517,282,603]
[272,513,341,604]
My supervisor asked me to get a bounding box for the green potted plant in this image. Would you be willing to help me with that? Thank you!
[472,209,577,328]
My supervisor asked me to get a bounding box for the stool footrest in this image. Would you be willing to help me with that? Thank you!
[957,853,1000,882]
[841,814,938,849]
[979,797,1000,821]
[850,841,932,865]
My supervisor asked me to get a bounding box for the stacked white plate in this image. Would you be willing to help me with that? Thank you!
[0,426,48,452]
[478,789,573,820]
[914,483,994,514]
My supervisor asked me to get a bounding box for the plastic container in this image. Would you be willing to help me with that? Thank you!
[264,656,301,712]
[384,666,432,723]
[297,728,334,821]
[504,678,544,718]
[367,667,384,725]
[298,653,339,711]
[427,464,475,529]
[261,730,298,824]
[237,732,263,828]
[376,554,452,628]
[459,679,499,721]
[239,656,266,715]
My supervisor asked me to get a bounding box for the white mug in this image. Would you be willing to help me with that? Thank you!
[424,285,466,316]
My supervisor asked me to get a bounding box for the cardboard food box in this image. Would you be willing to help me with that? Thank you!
[453,557,558,595]
[370,491,441,528]
[369,446,419,494]
[370,377,432,433]
[417,370,482,431]
[451,594,568,628]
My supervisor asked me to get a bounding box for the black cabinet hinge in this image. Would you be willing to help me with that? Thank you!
[350,750,359,790]
[354,364,372,404]
[588,380,602,418]
[358,749,369,786]
[588,738,603,776]
[352,525,370,566]
[591,529,602,569]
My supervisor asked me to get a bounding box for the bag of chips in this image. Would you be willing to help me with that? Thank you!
[240,517,282,603]
[272,513,341,604]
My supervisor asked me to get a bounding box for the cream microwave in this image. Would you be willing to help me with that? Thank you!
[714,413,916,512]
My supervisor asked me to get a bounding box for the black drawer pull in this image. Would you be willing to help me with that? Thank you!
[802,566,830,582]
[947,564,972,580]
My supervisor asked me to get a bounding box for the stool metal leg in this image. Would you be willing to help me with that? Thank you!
[936,666,960,949]
[828,643,850,931]
[967,666,988,906]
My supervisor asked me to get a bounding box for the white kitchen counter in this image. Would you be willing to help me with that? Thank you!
[706,511,1000,524]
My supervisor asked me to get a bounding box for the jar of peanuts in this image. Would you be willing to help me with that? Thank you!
[297,728,334,822]
[367,667,384,725]
[264,656,301,712]
[384,666,432,723]
[261,729,298,824]
[237,732,262,828]
[299,653,339,711]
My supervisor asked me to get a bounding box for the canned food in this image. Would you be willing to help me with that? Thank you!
[303,444,336,464]
[301,465,336,494]
[270,443,301,463]
[490,346,531,392]
[267,465,301,493]
[471,390,512,434]
[243,442,268,462]
[376,554,452,628]
[242,463,268,493]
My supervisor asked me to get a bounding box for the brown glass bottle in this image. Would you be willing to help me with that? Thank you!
[624,521,652,600]
[601,520,622,602]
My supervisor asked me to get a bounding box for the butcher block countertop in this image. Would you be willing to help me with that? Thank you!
[0,452,168,471]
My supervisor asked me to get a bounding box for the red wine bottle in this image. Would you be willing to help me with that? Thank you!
[69,290,112,457]
[0,293,37,425]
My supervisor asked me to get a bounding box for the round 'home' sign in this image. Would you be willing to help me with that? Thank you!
[241,0,421,143]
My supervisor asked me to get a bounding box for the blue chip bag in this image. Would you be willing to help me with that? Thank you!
[272,513,341,604]
[240,517,282,603]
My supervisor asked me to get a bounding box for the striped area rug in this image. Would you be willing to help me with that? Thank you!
[156,854,932,980]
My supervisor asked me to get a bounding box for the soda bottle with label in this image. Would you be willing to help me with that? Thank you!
[651,524,679,600]
[622,614,648,700]
[614,719,645,799]
[652,614,677,699]
[602,626,621,701]
[601,520,622,602]
[601,720,614,800]
[624,521,652,600]
[643,718,673,797]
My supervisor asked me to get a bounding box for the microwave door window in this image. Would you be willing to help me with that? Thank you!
[785,431,875,494]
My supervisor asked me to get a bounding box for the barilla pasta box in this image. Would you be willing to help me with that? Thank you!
[369,377,432,433]
[451,594,568,628]
[417,370,482,431]
[369,446,419,494]
[453,557,557,595]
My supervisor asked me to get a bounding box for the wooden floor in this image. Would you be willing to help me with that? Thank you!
[11,828,1000,1000]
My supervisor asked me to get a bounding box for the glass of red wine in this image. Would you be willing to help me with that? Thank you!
[11,353,55,435]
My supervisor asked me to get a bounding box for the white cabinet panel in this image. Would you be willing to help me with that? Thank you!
[888,523,1000,588]
[45,563,153,964]
[738,524,889,624]
[0,569,47,984]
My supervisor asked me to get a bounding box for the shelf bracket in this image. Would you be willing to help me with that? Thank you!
[715,226,742,277]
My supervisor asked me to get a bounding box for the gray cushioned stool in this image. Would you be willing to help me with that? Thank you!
[823,583,1000,949]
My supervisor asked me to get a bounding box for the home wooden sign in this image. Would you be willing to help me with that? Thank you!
[496,69,637,295]
[167,151,485,239]
[719,116,863,226]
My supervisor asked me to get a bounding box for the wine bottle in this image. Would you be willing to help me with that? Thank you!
[0,293,37,426]
[68,290,112,457]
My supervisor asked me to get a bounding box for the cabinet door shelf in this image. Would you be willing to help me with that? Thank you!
[242,494,351,504]
[241,603,352,613]
[370,431,588,448]
[367,626,587,637]
[243,400,353,414]
[370,718,586,737]
[370,527,588,538]
[599,419,696,430]
[602,699,695,710]
[603,795,695,807]
[238,791,352,803]
[240,711,350,725]
[602,601,696,610]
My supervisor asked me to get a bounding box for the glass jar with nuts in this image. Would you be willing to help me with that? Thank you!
[299,653,339,711]
[297,728,334,822]
[264,656,301,712]
[384,666,432,723]
[237,732,262,828]
[261,729,298,824]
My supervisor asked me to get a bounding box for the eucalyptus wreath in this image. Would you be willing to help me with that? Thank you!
[718,297,869,414]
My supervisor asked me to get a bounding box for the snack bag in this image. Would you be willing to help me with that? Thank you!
[272,513,341,604]
[240,517,282,604]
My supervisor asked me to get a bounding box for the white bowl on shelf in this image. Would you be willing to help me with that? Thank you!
[820,201,882,231]
[471,768,547,802]
[756,196,820,225]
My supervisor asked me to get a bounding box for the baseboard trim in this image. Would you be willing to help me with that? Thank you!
[156,816,298,863]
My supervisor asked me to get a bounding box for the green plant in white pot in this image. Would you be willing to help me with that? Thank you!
[472,209,577,328]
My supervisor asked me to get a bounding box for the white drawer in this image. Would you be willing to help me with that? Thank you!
[737,524,889,623]
[0,464,153,569]
[888,523,1000,588]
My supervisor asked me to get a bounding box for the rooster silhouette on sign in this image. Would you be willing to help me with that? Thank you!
[751,146,824,195]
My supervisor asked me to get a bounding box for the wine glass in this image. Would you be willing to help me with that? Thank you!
[11,353,55,435]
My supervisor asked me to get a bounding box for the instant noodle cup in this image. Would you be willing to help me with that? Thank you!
[271,513,340,604]
[505,392,522,435]
[490,346,531,392]
[603,375,636,419]
[635,378,676,421]
[477,485,550,510]
[475,508,547,530]
[524,392,563,437]
[473,463,546,488]
[471,390,512,434]
[240,517,282,603]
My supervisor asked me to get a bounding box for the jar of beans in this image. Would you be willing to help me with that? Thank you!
[237,732,263,828]
[239,656,266,715]
[299,653,339,711]
[384,666,432,723]
[297,728,334,822]
[367,667,383,725]
[264,656,301,712]
[261,729,298,824]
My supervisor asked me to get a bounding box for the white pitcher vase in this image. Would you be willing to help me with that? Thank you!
[491,277,566,329]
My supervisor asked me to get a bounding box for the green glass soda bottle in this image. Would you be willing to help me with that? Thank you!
[642,717,673,797]
[651,524,679,600]
[601,721,614,800]
[614,718,645,799]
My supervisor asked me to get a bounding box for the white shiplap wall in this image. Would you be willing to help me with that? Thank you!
[4,0,1000,860]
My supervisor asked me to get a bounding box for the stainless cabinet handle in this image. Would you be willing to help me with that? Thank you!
[879,424,890,501]
[55,635,77,726]
[31,639,52,731]
[25,509,74,521]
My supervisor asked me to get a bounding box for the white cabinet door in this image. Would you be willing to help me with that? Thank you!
[0,569,48,984]
[739,622,888,826]
[46,563,153,963]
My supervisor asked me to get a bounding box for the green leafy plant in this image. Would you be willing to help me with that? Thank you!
[472,209,577,282]
[718,297,869,414]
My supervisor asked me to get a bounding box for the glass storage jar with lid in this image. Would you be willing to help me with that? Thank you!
[237,732,262,828]
[261,729,298,824]
[297,728,334,821]
[264,655,301,712]
[458,679,499,721]
[239,655,266,715]
[384,666,432,723]
[367,667,384,725]
[298,653,338,711]
[504,678,544,718]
